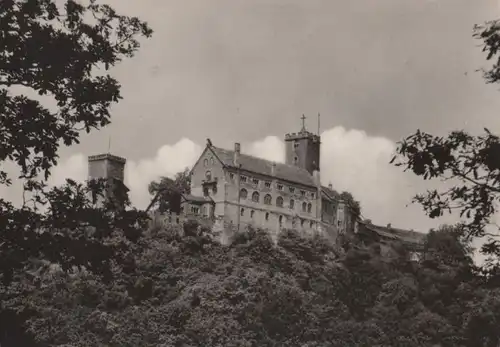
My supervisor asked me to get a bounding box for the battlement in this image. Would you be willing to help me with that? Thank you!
[285,131,321,142]
[88,153,126,164]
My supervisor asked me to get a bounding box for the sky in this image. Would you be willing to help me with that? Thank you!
[3,0,500,240]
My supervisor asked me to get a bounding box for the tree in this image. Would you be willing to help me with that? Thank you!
[391,21,500,262]
[0,0,152,344]
[148,168,191,213]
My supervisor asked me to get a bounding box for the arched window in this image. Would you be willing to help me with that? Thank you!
[289,199,295,209]
[240,188,248,200]
[241,208,245,216]
[276,196,284,207]
[302,202,307,212]
[210,157,214,165]
[252,191,260,203]
[264,194,272,205]
[265,212,269,221]
[203,158,208,167]
[250,210,255,218]
[307,203,312,213]
[205,170,212,180]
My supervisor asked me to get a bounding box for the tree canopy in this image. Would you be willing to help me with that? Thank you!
[0,0,152,343]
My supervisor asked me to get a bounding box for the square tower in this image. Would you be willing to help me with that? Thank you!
[88,153,127,207]
[284,119,321,174]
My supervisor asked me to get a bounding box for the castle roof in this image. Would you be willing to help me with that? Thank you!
[210,146,317,188]
[358,220,426,248]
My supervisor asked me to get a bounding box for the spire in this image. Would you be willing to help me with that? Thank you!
[301,114,307,132]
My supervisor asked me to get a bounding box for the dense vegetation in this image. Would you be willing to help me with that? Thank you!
[7,220,500,347]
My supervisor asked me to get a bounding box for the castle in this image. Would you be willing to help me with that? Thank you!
[87,117,425,251]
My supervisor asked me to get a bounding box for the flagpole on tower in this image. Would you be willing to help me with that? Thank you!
[317,113,320,136]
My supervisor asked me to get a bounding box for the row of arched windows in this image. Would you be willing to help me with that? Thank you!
[239,208,315,228]
[240,188,312,213]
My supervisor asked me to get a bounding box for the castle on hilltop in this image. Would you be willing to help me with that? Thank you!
[179,116,356,238]
[87,116,425,251]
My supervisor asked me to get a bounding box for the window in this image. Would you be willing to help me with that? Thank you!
[229,173,234,180]
[294,141,299,148]
[203,187,209,197]
[264,181,271,188]
[294,156,298,164]
[276,196,284,207]
[277,184,283,191]
[213,185,218,194]
[253,178,259,185]
[289,199,295,209]
[203,158,208,167]
[300,190,305,197]
[210,157,214,165]
[251,210,255,218]
[191,206,199,214]
[240,188,248,199]
[279,215,283,226]
[310,221,314,228]
[205,170,212,180]
[265,212,269,221]
[311,192,315,199]
[252,191,260,203]
[301,219,304,227]
[202,206,207,216]
[241,208,245,216]
[307,203,312,213]
[289,186,295,193]
[302,202,307,212]
[264,194,272,205]
[240,175,247,183]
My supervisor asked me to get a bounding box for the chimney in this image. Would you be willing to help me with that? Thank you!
[271,162,276,176]
[328,183,333,190]
[233,142,241,166]
[387,223,391,229]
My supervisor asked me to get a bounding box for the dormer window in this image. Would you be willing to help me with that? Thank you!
[277,184,283,191]
[240,175,247,183]
[289,187,295,193]
[265,181,271,188]
[253,178,259,185]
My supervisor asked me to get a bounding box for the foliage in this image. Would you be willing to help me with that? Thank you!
[148,168,191,213]
[5,221,499,347]
[0,0,152,344]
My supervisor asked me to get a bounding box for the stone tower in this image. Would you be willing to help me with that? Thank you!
[87,153,127,207]
[284,115,321,175]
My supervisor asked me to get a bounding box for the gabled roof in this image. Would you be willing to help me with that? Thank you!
[210,146,317,188]
[321,186,340,201]
[358,220,426,245]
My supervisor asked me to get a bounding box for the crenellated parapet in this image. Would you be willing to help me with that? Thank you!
[88,153,126,164]
[285,131,321,143]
